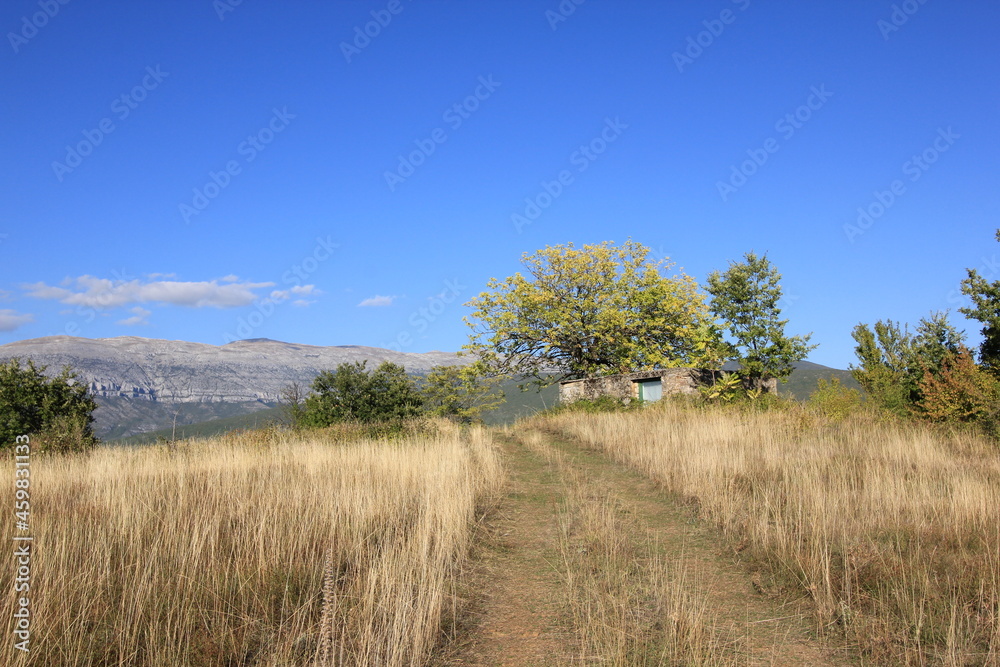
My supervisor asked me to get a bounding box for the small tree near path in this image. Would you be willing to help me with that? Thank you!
[419,362,504,424]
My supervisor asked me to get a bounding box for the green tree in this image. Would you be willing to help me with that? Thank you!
[464,239,719,384]
[850,320,915,415]
[850,312,966,416]
[301,361,423,427]
[0,359,99,453]
[960,229,1000,374]
[419,362,505,423]
[705,252,815,390]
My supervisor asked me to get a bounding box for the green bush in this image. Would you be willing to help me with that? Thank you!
[547,395,640,415]
[0,359,98,454]
[300,361,423,428]
[807,377,865,421]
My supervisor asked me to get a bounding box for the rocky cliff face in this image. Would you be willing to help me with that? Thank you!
[0,336,463,403]
[0,336,465,437]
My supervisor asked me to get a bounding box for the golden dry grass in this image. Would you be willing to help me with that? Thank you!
[0,423,502,666]
[536,403,1000,665]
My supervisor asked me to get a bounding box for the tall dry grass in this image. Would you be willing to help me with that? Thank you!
[537,404,1000,665]
[1,423,502,666]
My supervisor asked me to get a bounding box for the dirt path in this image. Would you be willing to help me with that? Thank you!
[435,432,576,666]
[439,428,853,666]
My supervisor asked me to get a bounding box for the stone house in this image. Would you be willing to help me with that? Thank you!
[558,368,777,404]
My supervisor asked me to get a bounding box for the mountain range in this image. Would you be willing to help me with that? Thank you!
[0,336,463,438]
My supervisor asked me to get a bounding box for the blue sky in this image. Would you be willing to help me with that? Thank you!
[2,0,998,369]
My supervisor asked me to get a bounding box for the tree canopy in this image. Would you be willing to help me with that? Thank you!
[463,240,718,383]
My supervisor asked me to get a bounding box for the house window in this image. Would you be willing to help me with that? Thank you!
[635,378,662,402]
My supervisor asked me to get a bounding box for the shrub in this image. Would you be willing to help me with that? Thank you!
[548,395,640,415]
[807,377,864,421]
[301,361,423,427]
[0,358,98,454]
[917,345,1000,426]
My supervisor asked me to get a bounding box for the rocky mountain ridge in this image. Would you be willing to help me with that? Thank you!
[0,336,465,437]
[0,336,464,403]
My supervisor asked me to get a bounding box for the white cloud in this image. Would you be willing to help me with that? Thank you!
[0,309,34,332]
[219,274,240,282]
[358,294,396,307]
[23,276,274,309]
[116,307,151,326]
[271,284,320,302]
[292,299,315,307]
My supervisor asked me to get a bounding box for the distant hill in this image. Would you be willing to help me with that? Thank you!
[721,360,860,400]
[114,406,287,445]
[777,365,859,401]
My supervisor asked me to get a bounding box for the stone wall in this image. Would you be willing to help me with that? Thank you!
[558,369,777,403]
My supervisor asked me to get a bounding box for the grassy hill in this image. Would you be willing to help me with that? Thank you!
[112,405,286,445]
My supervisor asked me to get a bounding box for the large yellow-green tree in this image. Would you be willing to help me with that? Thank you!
[463,240,722,383]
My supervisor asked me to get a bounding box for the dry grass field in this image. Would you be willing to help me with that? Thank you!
[5,401,999,666]
[0,423,502,666]
[536,402,1000,665]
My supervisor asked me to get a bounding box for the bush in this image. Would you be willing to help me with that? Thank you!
[547,395,640,415]
[301,361,423,428]
[917,346,1000,426]
[0,358,98,454]
[807,377,865,421]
